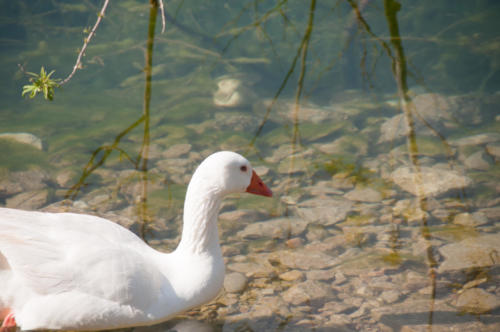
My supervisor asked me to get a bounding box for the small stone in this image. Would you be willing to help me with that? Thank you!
[219,209,267,223]
[237,217,308,240]
[463,150,492,170]
[87,194,110,207]
[463,277,487,290]
[355,285,373,297]
[316,135,368,155]
[0,179,23,198]
[390,166,472,197]
[306,269,334,281]
[305,223,329,242]
[344,187,382,202]
[379,290,402,304]
[481,207,500,220]
[253,165,270,177]
[213,77,255,108]
[6,189,49,210]
[224,272,248,293]
[162,143,191,159]
[279,270,304,281]
[438,233,500,272]
[9,170,48,192]
[295,198,353,226]
[0,132,43,150]
[486,142,500,159]
[451,133,500,146]
[56,169,77,188]
[333,272,347,285]
[269,249,335,270]
[226,260,273,278]
[453,212,488,227]
[286,237,303,249]
[282,280,330,305]
[73,200,89,209]
[456,288,500,314]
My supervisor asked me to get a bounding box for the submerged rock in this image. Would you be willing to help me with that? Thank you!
[344,186,383,202]
[390,166,472,197]
[269,249,335,270]
[455,288,500,314]
[162,143,192,159]
[450,133,500,147]
[213,76,256,108]
[463,150,493,170]
[282,280,331,305]
[486,142,500,160]
[438,233,500,272]
[0,132,43,150]
[379,93,453,142]
[224,272,248,293]
[237,217,308,240]
[6,189,49,210]
[452,212,488,227]
[295,197,353,226]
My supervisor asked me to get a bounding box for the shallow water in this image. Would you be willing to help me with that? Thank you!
[1,0,499,331]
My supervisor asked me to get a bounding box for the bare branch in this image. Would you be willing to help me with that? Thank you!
[60,0,111,85]
[158,0,166,33]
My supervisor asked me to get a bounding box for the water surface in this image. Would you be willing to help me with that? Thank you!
[1,1,499,331]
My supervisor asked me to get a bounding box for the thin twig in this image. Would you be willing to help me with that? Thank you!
[158,0,166,33]
[60,0,110,85]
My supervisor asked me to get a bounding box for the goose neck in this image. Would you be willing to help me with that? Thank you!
[176,183,223,255]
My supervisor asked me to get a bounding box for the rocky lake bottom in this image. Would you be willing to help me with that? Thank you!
[1,90,499,331]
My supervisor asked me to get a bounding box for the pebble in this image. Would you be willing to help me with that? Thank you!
[285,237,303,249]
[344,186,383,202]
[6,189,49,210]
[236,217,308,240]
[282,280,330,305]
[269,249,335,270]
[455,288,500,314]
[279,270,304,281]
[438,233,500,272]
[486,142,500,159]
[0,132,43,150]
[450,133,500,146]
[56,169,78,188]
[452,212,488,227]
[390,166,472,197]
[295,197,353,226]
[224,272,248,293]
[463,150,492,170]
[162,143,192,158]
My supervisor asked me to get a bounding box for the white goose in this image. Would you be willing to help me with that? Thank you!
[0,151,272,330]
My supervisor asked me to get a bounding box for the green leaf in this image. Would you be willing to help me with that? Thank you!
[21,66,61,101]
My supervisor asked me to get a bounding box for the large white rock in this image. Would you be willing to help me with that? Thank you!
[0,132,43,150]
[438,233,500,273]
[390,166,472,197]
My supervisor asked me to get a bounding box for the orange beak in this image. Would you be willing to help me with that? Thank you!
[246,170,273,197]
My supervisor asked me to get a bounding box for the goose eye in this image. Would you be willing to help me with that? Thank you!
[240,165,248,172]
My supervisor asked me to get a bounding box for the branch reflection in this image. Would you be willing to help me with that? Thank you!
[66,0,161,241]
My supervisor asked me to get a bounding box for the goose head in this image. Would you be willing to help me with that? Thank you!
[190,151,272,197]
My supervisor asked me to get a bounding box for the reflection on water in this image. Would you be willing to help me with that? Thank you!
[1,0,500,331]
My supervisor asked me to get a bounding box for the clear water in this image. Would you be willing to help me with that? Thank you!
[1,0,499,331]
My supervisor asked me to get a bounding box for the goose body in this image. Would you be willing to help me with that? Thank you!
[0,151,272,330]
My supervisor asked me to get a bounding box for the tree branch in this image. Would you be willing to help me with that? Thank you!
[60,0,111,85]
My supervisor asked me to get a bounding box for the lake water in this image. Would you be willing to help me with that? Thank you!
[1,0,499,331]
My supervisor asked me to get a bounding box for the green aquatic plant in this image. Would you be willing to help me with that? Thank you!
[322,157,373,184]
[21,67,61,101]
